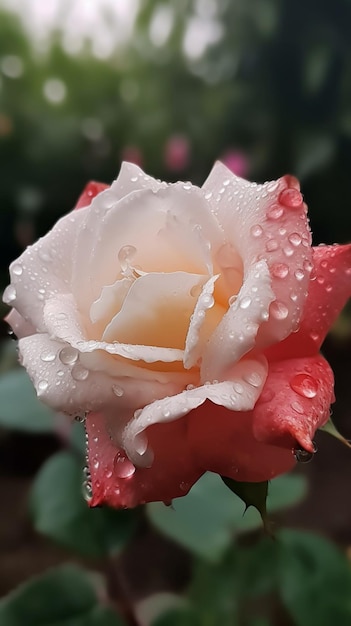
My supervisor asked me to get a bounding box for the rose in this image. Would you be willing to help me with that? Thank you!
[3,162,351,508]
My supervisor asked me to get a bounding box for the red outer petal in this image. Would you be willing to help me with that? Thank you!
[266,244,351,361]
[253,354,334,452]
[187,402,295,483]
[86,413,203,508]
[74,181,109,210]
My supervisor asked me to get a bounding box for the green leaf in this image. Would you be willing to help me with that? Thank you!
[319,418,351,449]
[30,451,138,559]
[0,563,126,626]
[152,608,201,626]
[147,473,307,561]
[277,530,351,626]
[221,477,269,529]
[0,369,54,433]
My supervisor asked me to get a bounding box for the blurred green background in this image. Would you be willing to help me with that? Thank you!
[1,1,351,625]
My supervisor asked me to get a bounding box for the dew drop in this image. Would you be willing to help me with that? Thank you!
[294,443,317,463]
[283,246,294,258]
[271,300,289,320]
[272,263,289,279]
[266,239,279,252]
[40,349,56,362]
[12,264,23,276]
[243,371,262,387]
[239,296,252,309]
[294,268,305,281]
[325,283,333,293]
[118,245,137,272]
[291,400,304,414]
[279,189,303,208]
[82,479,93,501]
[59,346,79,365]
[113,451,136,478]
[228,294,237,306]
[233,382,244,394]
[3,284,16,303]
[288,233,302,247]
[38,379,48,391]
[201,294,214,309]
[112,384,124,397]
[250,224,263,238]
[38,249,51,263]
[72,364,89,381]
[290,373,318,399]
[266,204,284,220]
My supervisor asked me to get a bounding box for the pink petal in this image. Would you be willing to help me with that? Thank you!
[86,412,202,508]
[74,181,109,210]
[122,354,268,467]
[203,162,312,349]
[266,244,351,360]
[5,309,35,339]
[187,404,295,482]
[252,354,334,452]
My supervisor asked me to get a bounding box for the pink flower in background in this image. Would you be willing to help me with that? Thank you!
[221,150,249,178]
[164,134,190,172]
[3,162,351,508]
[120,145,143,168]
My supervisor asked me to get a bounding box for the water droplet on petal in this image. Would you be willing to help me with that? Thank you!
[3,284,16,303]
[228,294,237,306]
[250,224,263,238]
[233,382,244,394]
[40,349,56,362]
[272,263,289,279]
[290,373,318,398]
[118,245,137,273]
[294,442,317,463]
[114,451,136,478]
[38,379,48,391]
[294,268,305,281]
[239,296,252,309]
[12,264,23,276]
[266,239,279,252]
[72,364,89,381]
[59,346,79,365]
[271,301,289,320]
[82,479,93,501]
[38,249,51,263]
[243,371,262,387]
[267,204,284,220]
[279,189,303,208]
[288,232,302,247]
[291,400,304,414]
[112,384,124,397]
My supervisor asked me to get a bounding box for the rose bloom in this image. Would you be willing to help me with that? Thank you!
[3,162,351,508]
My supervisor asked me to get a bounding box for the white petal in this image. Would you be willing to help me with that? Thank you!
[201,260,274,381]
[90,277,132,325]
[122,354,268,466]
[73,183,223,314]
[4,208,87,331]
[19,333,185,415]
[203,161,312,346]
